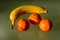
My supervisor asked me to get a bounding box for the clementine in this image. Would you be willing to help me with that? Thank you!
[28,13,41,25]
[39,18,52,32]
[17,18,30,32]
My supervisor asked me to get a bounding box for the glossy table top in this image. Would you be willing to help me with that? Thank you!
[0,0,60,40]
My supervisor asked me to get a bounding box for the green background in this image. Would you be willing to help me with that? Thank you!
[0,0,60,40]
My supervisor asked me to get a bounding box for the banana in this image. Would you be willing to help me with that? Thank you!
[10,5,48,29]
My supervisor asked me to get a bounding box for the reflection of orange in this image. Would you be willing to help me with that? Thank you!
[17,18,30,32]
[28,13,41,25]
[39,18,52,32]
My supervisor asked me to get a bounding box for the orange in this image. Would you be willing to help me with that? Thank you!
[17,18,30,32]
[28,13,41,25]
[39,18,52,32]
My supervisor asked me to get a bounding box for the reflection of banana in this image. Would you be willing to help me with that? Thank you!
[10,5,48,29]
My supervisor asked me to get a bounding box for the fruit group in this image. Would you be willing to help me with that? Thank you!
[28,13,41,25]
[10,5,48,29]
[17,18,30,32]
[39,18,52,32]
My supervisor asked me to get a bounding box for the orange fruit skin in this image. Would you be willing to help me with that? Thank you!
[28,13,41,25]
[39,19,52,32]
[17,18,30,32]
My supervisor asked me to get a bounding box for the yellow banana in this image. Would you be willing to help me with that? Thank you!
[10,5,48,29]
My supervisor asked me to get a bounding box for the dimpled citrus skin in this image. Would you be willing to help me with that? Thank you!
[39,19,52,32]
[17,18,30,32]
[28,13,41,25]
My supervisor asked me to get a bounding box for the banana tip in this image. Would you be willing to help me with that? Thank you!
[11,25,14,29]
